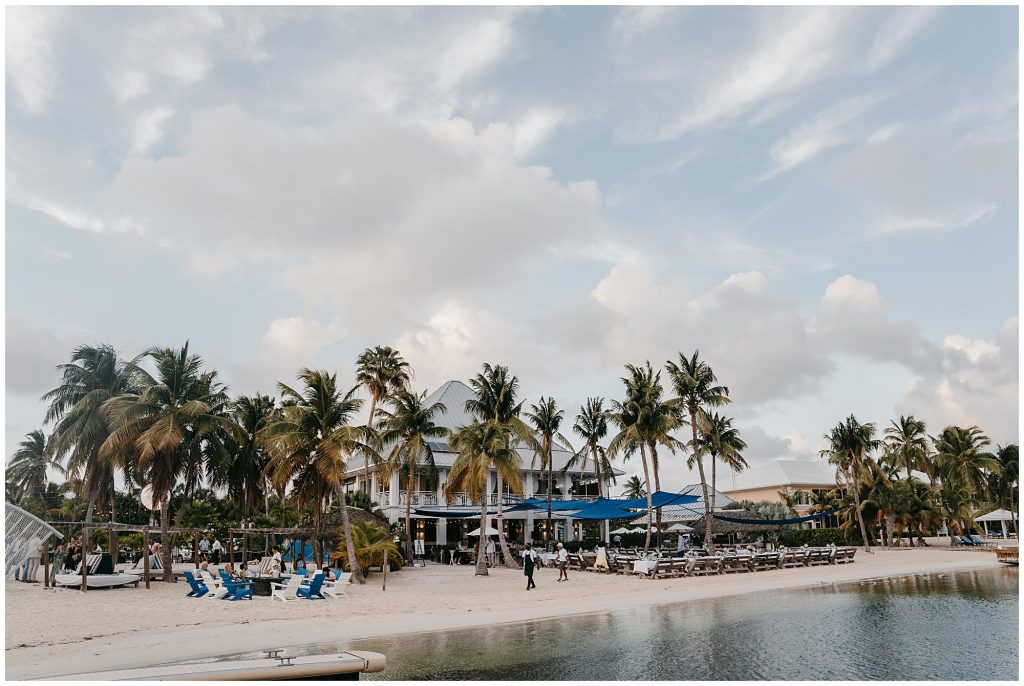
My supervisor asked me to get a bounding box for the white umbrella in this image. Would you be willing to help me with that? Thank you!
[466,526,500,537]
[666,523,694,533]
[610,526,631,534]
[628,527,646,534]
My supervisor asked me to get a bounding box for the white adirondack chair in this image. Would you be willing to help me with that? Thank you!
[271,574,304,602]
[199,569,228,599]
[323,572,351,599]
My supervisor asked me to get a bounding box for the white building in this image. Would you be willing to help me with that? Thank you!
[342,380,622,546]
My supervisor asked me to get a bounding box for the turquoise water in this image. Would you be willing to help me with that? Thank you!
[349,567,1017,681]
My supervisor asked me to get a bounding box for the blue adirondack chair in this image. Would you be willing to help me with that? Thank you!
[184,570,208,598]
[217,569,254,601]
[296,572,327,600]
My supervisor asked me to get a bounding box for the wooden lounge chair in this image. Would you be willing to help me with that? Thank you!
[690,556,723,576]
[615,558,635,575]
[807,548,832,566]
[650,558,692,579]
[752,552,782,571]
[781,549,810,568]
[834,547,856,564]
[722,554,753,574]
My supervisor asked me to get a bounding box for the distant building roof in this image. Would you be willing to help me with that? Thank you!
[630,484,735,525]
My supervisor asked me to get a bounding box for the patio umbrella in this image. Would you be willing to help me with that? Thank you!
[666,523,694,533]
[466,526,500,537]
[629,527,647,534]
[610,527,631,534]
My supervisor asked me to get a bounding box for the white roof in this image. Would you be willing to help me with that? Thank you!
[724,458,929,493]
[975,508,1018,522]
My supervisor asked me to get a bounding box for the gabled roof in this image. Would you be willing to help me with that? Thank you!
[724,459,842,492]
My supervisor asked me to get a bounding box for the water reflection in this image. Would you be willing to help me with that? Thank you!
[346,568,1017,681]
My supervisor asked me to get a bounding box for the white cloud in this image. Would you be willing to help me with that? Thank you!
[131,107,175,154]
[658,7,851,138]
[4,313,82,396]
[879,202,999,234]
[6,6,64,115]
[512,107,568,158]
[865,7,939,71]
[436,16,514,93]
[108,68,150,103]
[108,107,605,329]
[231,316,348,394]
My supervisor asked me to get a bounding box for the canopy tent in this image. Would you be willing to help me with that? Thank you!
[467,526,500,537]
[975,508,1018,538]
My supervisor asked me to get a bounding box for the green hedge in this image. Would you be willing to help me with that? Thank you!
[778,527,863,547]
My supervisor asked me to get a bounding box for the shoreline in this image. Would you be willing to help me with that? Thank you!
[5,548,1012,680]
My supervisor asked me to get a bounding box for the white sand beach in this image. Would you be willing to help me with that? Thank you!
[5,545,1010,680]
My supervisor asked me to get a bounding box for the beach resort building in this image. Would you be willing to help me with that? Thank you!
[342,380,624,547]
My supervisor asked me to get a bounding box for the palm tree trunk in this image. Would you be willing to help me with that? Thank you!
[710,450,718,550]
[109,479,118,568]
[650,443,662,548]
[546,445,554,540]
[337,488,365,584]
[404,466,414,565]
[851,468,872,553]
[591,445,608,545]
[1010,488,1018,536]
[159,497,173,581]
[475,504,489,576]
[639,444,653,553]
[495,471,519,569]
[690,409,714,554]
[885,513,896,547]
[362,394,378,495]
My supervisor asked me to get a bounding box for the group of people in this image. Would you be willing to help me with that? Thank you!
[14,536,49,582]
[171,536,224,564]
[520,541,611,590]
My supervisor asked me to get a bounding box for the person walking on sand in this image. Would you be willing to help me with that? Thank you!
[523,542,537,590]
[556,542,569,582]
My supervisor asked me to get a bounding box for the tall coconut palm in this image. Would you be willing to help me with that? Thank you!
[569,397,611,542]
[100,343,241,580]
[260,369,374,584]
[355,346,412,495]
[525,397,573,544]
[991,444,1019,536]
[883,415,929,482]
[8,430,61,503]
[376,389,448,564]
[43,343,141,564]
[446,421,523,576]
[932,426,1000,501]
[623,475,646,499]
[665,351,730,553]
[699,413,747,530]
[465,364,538,567]
[820,415,880,553]
[209,394,278,517]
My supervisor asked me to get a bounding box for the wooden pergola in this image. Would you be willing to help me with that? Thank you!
[226,526,317,568]
[45,521,208,592]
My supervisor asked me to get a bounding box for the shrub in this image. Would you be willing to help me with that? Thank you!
[331,521,402,575]
[778,527,863,547]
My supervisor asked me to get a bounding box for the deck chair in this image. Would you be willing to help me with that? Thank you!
[952,535,968,546]
[968,535,990,547]
[271,574,304,602]
[199,569,228,599]
[183,570,208,598]
[296,572,327,600]
[219,573,254,601]
[322,572,351,599]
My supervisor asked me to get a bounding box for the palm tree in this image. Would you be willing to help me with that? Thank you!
[260,369,374,584]
[210,394,278,517]
[569,397,611,542]
[665,351,730,553]
[100,343,241,580]
[778,490,807,510]
[376,389,448,564]
[43,343,141,564]
[991,444,1019,536]
[883,415,929,482]
[525,397,573,545]
[819,415,880,553]
[355,346,412,495]
[446,421,523,576]
[8,430,61,503]
[464,364,538,568]
[933,425,1000,500]
[623,475,646,499]
[699,412,748,536]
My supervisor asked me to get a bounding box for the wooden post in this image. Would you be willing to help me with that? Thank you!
[229,531,235,566]
[243,533,248,566]
[143,530,150,589]
[193,534,199,568]
[81,526,89,593]
[42,541,50,589]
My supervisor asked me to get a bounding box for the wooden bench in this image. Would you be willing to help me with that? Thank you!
[833,547,857,564]
[614,558,636,575]
[807,548,834,566]
[650,558,691,579]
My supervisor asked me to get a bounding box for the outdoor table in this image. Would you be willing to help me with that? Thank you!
[247,576,284,597]
[632,559,657,576]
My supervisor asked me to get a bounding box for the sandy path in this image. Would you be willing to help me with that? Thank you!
[5,547,1008,679]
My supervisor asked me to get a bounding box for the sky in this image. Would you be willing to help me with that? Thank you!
[5,6,1019,492]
